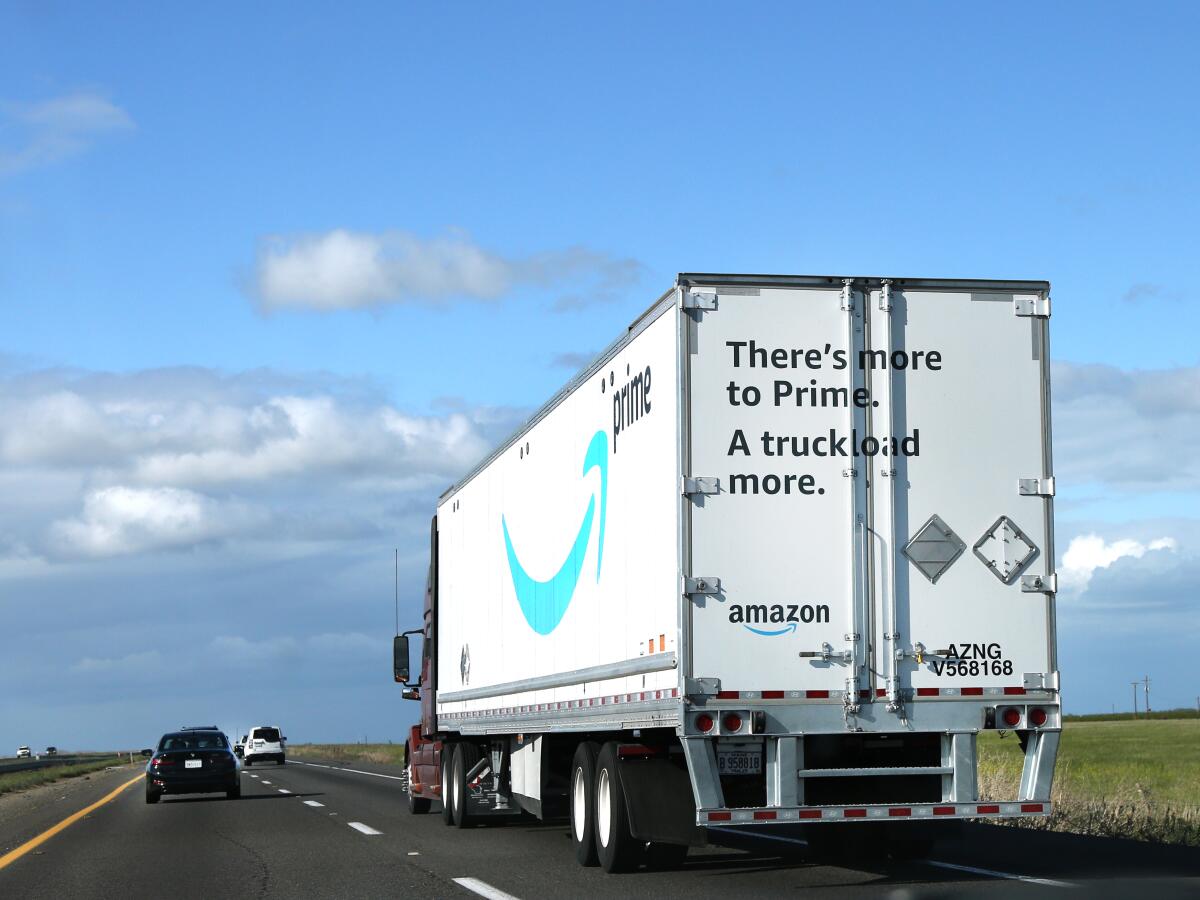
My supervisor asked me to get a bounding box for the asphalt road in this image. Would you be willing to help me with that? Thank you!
[1,758,1197,898]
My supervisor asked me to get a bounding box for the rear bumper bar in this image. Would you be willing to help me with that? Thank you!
[700,800,1051,825]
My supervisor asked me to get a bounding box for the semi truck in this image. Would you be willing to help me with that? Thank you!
[394,273,1060,872]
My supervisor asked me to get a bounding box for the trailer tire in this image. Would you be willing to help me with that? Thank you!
[440,746,455,825]
[451,742,481,828]
[594,742,640,873]
[570,741,600,867]
[406,745,431,815]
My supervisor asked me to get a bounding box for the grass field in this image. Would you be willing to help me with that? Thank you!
[979,719,1200,845]
[287,743,406,767]
[0,757,133,796]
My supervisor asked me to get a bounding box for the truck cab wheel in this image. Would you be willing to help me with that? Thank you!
[452,742,482,828]
[570,741,600,866]
[594,742,641,873]
[406,745,432,814]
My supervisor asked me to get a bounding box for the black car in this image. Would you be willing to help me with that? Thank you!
[145,728,240,803]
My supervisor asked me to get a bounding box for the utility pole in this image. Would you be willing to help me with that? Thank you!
[1131,681,1140,718]
[1142,675,1152,714]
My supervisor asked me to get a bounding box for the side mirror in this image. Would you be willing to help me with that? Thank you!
[393,634,410,684]
[401,688,420,701]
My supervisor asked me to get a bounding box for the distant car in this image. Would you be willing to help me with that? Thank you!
[242,725,286,766]
[233,736,245,759]
[145,727,239,803]
[16,746,31,758]
[45,746,57,756]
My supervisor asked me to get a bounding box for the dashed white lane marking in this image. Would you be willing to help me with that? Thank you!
[348,822,382,835]
[408,851,420,856]
[291,761,404,781]
[303,800,324,807]
[261,781,272,785]
[453,877,522,900]
[277,789,291,794]
[924,860,1074,888]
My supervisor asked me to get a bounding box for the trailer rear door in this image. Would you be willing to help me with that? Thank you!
[685,283,869,696]
[866,284,1055,702]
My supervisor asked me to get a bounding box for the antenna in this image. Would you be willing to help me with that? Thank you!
[394,548,399,636]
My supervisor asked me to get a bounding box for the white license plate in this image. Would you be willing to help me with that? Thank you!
[716,749,763,775]
[185,759,202,769]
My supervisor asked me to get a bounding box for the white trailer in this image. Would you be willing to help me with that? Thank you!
[396,274,1060,872]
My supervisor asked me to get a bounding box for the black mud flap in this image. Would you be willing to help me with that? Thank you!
[619,757,706,847]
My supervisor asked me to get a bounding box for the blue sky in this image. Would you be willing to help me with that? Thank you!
[2,2,1198,749]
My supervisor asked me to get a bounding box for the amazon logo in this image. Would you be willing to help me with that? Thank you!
[502,430,608,635]
[729,602,830,636]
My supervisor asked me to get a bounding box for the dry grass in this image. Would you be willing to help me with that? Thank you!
[0,757,132,795]
[287,743,406,767]
[978,720,1200,846]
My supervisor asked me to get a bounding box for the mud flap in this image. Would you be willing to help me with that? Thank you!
[619,757,707,847]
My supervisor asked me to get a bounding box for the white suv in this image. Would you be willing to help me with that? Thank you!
[16,746,31,759]
[242,726,286,766]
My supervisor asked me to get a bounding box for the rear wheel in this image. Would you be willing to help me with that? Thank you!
[226,784,241,800]
[440,746,455,825]
[406,746,432,814]
[570,741,600,866]
[276,758,284,766]
[145,785,160,804]
[594,742,641,873]
[451,743,482,828]
[244,758,252,767]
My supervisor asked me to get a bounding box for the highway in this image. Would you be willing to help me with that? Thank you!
[1,758,1197,898]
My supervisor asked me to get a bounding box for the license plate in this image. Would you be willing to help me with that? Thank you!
[716,749,762,775]
[185,759,202,769]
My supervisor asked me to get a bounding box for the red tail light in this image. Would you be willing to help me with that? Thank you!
[722,713,743,732]
[695,713,714,733]
[152,756,176,767]
[1001,707,1022,728]
[1029,707,1048,727]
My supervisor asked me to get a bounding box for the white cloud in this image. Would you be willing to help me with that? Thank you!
[1059,533,1178,592]
[48,486,262,559]
[0,91,133,176]
[252,229,644,310]
[1053,361,1200,492]
[72,650,162,674]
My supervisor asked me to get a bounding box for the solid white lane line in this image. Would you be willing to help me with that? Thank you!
[348,822,382,835]
[278,789,291,794]
[291,762,332,768]
[925,860,1074,888]
[291,761,403,781]
[303,800,324,807]
[453,877,522,900]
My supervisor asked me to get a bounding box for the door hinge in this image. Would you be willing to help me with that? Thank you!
[1019,476,1056,497]
[1014,294,1051,318]
[681,290,718,311]
[840,279,855,311]
[684,576,721,596]
[681,476,720,497]
[879,279,893,311]
[685,677,720,697]
[1023,671,1060,691]
[1021,573,1057,593]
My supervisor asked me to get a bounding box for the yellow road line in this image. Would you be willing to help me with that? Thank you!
[0,771,142,872]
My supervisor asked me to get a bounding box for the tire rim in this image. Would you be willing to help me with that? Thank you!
[451,758,460,812]
[407,760,413,794]
[596,767,611,848]
[572,765,586,842]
